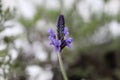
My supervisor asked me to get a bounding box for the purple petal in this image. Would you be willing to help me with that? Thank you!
[57,40,61,46]
[65,38,73,48]
[53,40,61,52]
[55,46,60,52]
[64,27,69,36]
[53,40,61,46]
[48,36,54,45]
[48,28,53,33]
[48,28,56,39]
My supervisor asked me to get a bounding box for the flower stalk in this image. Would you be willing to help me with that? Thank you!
[58,53,68,80]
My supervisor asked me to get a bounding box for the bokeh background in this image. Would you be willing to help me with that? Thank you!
[0,0,120,80]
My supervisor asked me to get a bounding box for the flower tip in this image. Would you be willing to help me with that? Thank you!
[59,14,64,17]
[57,14,64,23]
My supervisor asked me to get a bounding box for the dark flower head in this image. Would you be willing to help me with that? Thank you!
[48,14,73,52]
[57,14,65,40]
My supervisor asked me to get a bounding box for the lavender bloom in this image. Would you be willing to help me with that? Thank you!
[48,14,73,52]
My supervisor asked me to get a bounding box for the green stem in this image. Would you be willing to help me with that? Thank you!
[58,53,68,80]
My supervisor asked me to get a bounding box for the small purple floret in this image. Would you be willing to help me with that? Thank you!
[65,38,73,48]
[53,40,61,52]
[64,27,69,36]
[48,36,54,45]
[48,28,56,39]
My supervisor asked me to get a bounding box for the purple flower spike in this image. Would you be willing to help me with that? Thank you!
[64,27,69,36]
[48,14,73,52]
[65,38,73,48]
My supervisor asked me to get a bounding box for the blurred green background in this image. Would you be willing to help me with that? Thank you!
[0,0,120,80]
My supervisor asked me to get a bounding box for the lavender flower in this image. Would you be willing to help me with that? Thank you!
[48,14,73,52]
